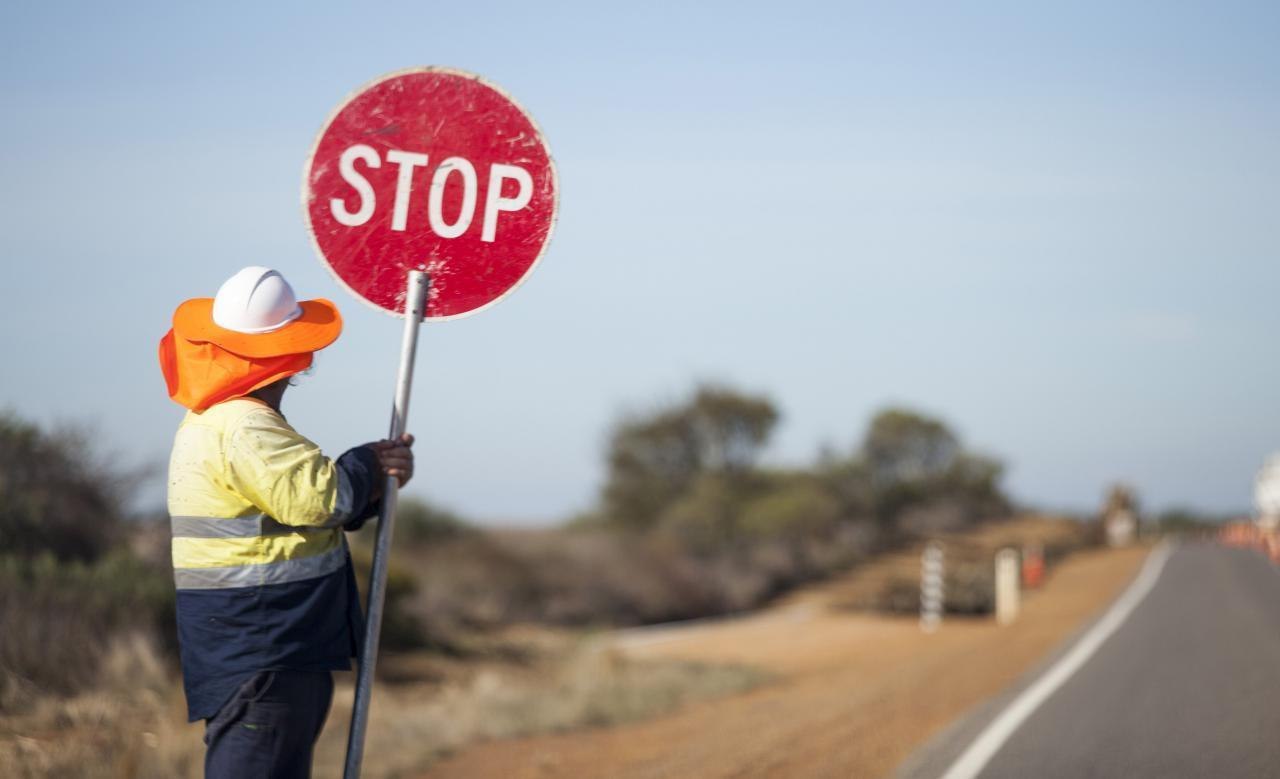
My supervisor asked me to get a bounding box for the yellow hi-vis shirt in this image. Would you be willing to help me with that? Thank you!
[166,397,381,721]
[168,397,358,585]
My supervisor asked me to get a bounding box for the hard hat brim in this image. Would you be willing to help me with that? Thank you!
[173,297,343,358]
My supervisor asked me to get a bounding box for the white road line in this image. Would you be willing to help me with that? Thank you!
[938,542,1174,779]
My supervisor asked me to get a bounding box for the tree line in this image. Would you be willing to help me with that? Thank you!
[593,384,1009,546]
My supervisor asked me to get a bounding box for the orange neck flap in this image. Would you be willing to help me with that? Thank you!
[159,330,312,412]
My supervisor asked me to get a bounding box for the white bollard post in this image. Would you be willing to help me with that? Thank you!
[921,542,944,633]
[995,547,1020,626]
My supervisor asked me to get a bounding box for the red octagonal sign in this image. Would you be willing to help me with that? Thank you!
[303,67,558,319]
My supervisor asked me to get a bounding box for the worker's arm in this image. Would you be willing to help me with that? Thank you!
[226,409,385,529]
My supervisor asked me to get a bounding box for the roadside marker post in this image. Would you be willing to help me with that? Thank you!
[995,548,1020,626]
[921,542,944,633]
[301,67,558,778]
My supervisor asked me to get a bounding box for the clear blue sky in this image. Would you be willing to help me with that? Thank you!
[2,2,1277,522]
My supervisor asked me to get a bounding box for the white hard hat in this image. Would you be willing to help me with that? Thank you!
[211,267,304,334]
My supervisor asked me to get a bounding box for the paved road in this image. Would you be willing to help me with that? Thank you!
[906,543,1280,779]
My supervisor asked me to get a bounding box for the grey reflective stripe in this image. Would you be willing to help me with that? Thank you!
[170,514,294,538]
[173,545,347,590]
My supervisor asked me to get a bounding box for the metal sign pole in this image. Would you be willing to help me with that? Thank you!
[344,270,429,779]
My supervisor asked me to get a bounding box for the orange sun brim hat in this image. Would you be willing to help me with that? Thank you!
[160,267,344,411]
[172,297,342,358]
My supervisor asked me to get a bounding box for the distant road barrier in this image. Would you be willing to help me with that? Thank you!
[1219,522,1280,563]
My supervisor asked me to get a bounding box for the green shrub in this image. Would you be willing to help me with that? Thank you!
[602,386,779,530]
[0,413,132,562]
[739,480,841,540]
[0,551,175,705]
[348,546,429,653]
[655,474,740,553]
[393,497,472,546]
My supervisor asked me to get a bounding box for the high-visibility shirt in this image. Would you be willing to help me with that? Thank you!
[167,397,381,721]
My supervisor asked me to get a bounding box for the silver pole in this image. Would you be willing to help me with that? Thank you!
[343,270,429,779]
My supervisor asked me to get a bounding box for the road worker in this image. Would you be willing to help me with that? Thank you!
[159,266,414,778]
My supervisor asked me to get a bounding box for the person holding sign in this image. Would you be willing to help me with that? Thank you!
[159,266,414,778]
[300,67,559,775]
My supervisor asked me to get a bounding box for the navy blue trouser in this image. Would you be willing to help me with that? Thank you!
[204,670,335,779]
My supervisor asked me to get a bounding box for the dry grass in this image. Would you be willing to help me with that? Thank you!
[0,631,763,779]
[313,638,765,778]
[0,633,201,778]
[0,552,175,707]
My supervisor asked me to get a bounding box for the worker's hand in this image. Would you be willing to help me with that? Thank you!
[368,434,415,488]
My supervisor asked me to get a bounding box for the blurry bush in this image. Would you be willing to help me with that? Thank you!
[858,409,1008,534]
[395,507,878,638]
[0,413,137,561]
[348,544,431,654]
[600,392,1007,542]
[0,411,173,711]
[602,385,778,531]
[0,552,174,707]
[347,496,481,656]
[739,476,842,541]
[391,497,474,546]
[586,390,1010,617]
[402,529,723,631]
[656,473,741,553]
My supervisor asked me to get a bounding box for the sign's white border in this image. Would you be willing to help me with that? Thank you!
[301,66,560,320]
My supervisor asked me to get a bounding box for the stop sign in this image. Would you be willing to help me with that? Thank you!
[303,67,558,319]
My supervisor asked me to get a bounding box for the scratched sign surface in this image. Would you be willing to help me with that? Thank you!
[303,67,557,318]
